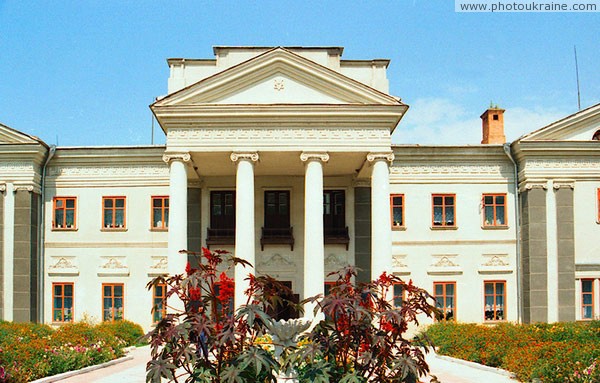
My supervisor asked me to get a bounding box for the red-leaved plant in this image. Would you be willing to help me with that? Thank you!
[145,249,436,383]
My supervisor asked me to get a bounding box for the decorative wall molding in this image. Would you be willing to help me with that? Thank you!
[47,165,169,178]
[166,127,390,146]
[273,79,285,91]
[0,162,35,173]
[392,254,407,268]
[230,152,259,163]
[13,185,34,192]
[257,253,296,271]
[148,256,168,277]
[479,254,513,275]
[520,182,548,192]
[300,152,329,163]
[162,152,191,164]
[48,256,79,276]
[98,256,130,276]
[427,254,463,275]
[325,253,347,270]
[390,163,510,176]
[524,159,600,170]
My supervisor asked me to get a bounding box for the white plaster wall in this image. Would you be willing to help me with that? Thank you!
[573,181,600,264]
[390,182,518,324]
[44,185,169,331]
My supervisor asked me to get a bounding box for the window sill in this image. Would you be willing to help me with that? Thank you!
[150,228,168,232]
[482,225,509,230]
[392,226,406,231]
[101,228,128,232]
[430,226,458,231]
[52,227,77,232]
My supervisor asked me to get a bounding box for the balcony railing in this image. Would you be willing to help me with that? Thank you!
[324,226,350,250]
[206,228,235,248]
[261,227,294,251]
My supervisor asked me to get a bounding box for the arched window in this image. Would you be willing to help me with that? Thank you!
[592,130,600,141]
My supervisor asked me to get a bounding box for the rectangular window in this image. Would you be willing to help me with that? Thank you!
[210,190,236,230]
[151,196,169,230]
[261,190,294,250]
[484,281,506,321]
[103,196,126,229]
[393,282,404,308]
[323,190,349,247]
[582,279,594,320]
[152,283,167,323]
[52,282,74,322]
[53,197,77,230]
[432,194,455,227]
[103,283,124,321]
[264,191,290,229]
[434,282,456,320]
[483,194,507,227]
[390,194,404,228]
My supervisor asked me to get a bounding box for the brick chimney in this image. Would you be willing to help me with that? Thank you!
[480,106,506,144]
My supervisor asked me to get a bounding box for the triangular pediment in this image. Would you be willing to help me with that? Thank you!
[153,47,402,106]
[0,123,43,145]
[519,103,600,141]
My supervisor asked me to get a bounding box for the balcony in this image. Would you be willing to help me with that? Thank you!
[206,228,235,248]
[324,226,350,250]
[261,227,294,251]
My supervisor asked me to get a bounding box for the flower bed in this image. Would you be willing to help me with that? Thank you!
[426,321,600,382]
[0,320,144,383]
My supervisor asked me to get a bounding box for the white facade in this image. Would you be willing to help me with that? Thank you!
[1,46,599,330]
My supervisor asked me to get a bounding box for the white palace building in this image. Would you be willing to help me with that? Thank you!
[1,46,600,331]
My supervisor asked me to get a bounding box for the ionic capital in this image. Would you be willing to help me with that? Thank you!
[553,180,575,190]
[0,183,5,192]
[367,152,395,163]
[162,152,191,164]
[14,184,36,193]
[230,152,259,163]
[300,152,329,163]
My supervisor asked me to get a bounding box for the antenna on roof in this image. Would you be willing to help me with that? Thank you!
[574,45,581,110]
[151,101,155,145]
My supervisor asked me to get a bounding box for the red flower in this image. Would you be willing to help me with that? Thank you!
[185,262,192,275]
[217,272,234,303]
[189,287,201,301]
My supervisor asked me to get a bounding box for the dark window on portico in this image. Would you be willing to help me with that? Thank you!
[206,191,235,247]
[323,190,349,249]
[261,191,294,250]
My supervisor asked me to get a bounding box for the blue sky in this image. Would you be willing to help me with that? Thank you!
[0,1,598,146]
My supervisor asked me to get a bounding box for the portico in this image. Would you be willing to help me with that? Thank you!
[151,47,407,315]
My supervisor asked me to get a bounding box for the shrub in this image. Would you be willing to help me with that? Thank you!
[146,248,437,383]
[0,320,141,383]
[426,321,600,382]
[97,320,146,347]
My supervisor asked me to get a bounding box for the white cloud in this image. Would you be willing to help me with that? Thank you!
[393,97,569,145]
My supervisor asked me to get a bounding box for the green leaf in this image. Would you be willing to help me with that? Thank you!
[146,358,176,383]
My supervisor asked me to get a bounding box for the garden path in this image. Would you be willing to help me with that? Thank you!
[53,345,518,383]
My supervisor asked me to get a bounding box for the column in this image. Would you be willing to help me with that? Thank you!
[1,183,14,321]
[367,153,394,283]
[231,152,259,309]
[301,152,328,320]
[163,153,190,277]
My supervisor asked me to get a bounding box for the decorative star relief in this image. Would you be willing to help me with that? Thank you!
[273,79,285,91]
